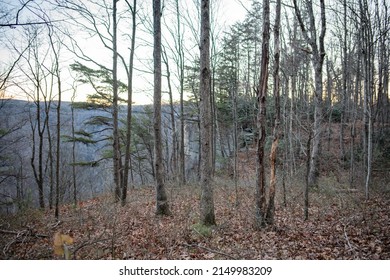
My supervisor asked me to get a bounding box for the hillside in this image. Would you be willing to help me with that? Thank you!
[1,154,389,260]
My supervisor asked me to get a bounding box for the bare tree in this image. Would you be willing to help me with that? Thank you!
[56,0,138,203]
[174,0,186,185]
[293,0,326,191]
[178,7,186,186]
[70,83,77,205]
[122,0,137,205]
[111,0,122,202]
[359,0,374,200]
[15,26,54,209]
[254,0,270,229]
[266,0,281,225]
[153,0,170,215]
[161,44,178,178]
[199,0,215,226]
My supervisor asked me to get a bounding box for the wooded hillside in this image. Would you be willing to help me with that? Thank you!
[0,0,389,259]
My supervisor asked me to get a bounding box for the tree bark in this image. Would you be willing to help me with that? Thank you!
[48,26,62,220]
[161,46,177,178]
[153,0,170,215]
[199,0,215,226]
[112,0,122,202]
[122,0,137,206]
[254,0,270,229]
[360,0,374,200]
[266,0,281,225]
[304,131,312,220]
[175,0,186,185]
[71,88,77,205]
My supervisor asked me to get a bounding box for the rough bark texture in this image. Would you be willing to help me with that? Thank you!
[254,0,270,229]
[265,0,281,225]
[153,0,170,215]
[199,0,215,226]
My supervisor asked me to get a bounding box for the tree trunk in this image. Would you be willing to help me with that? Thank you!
[52,36,62,220]
[199,0,215,226]
[161,46,177,178]
[47,109,54,210]
[232,78,239,206]
[308,64,323,188]
[55,93,61,220]
[112,0,122,202]
[350,51,361,188]
[340,0,348,163]
[360,0,374,200]
[176,0,186,185]
[180,86,186,184]
[122,0,137,206]
[266,0,281,225]
[30,73,46,210]
[254,0,270,229]
[293,0,326,190]
[71,90,77,205]
[304,131,312,220]
[153,0,170,215]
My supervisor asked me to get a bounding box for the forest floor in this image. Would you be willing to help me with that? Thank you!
[0,173,389,260]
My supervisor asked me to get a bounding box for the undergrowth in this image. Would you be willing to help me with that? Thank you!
[0,173,389,260]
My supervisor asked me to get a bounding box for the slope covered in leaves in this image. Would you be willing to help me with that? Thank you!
[0,182,389,260]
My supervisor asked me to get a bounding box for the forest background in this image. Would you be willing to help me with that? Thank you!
[0,0,389,259]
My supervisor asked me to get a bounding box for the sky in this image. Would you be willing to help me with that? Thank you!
[0,0,251,105]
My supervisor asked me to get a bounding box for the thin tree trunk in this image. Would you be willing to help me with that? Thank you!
[47,113,54,210]
[293,0,326,189]
[360,0,374,200]
[232,83,239,206]
[46,26,62,220]
[71,92,77,205]
[304,131,312,220]
[112,0,122,202]
[153,0,170,215]
[199,0,215,226]
[30,74,46,209]
[176,0,186,185]
[54,64,61,220]
[180,89,186,184]
[340,0,348,163]
[122,0,137,206]
[350,55,361,188]
[55,93,61,219]
[282,76,289,208]
[161,46,177,178]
